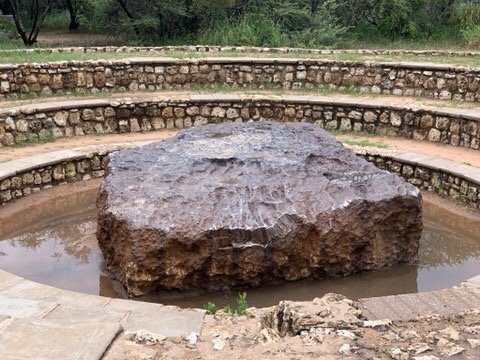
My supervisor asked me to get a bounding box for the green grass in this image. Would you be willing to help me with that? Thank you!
[341,138,389,149]
[0,46,480,66]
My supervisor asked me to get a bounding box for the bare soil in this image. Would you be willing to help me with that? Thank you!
[0,130,177,162]
[36,30,126,47]
[2,89,480,112]
[336,133,480,168]
[2,128,479,170]
[105,294,480,359]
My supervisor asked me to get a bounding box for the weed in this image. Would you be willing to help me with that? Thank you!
[203,301,218,315]
[203,292,249,316]
[235,292,248,316]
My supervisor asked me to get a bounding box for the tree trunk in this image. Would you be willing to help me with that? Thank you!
[66,0,79,30]
[116,0,140,36]
[8,0,53,46]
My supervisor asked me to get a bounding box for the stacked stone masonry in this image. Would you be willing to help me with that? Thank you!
[1,96,479,150]
[0,154,107,205]
[1,146,479,211]
[360,154,480,211]
[1,59,480,102]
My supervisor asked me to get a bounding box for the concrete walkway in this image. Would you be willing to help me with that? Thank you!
[1,88,480,112]
[0,269,205,360]
[360,279,480,321]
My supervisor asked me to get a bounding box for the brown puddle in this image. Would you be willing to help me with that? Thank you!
[1,182,480,309]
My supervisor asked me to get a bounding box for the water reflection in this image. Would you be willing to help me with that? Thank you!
[0,185,480,308]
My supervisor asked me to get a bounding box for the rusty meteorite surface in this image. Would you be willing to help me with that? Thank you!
[97,122,422,296]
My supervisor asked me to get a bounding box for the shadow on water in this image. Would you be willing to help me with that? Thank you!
[1,182,480,308]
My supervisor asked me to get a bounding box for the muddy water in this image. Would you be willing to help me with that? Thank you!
[1,181,480,309]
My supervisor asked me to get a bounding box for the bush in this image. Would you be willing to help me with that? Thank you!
[199,14,287,47]
[199,0,346,48]
[292,6,347,47]
[453,2,480,29]
[42,11,70,31]
[462,26,480,48]
[78,0,121,32]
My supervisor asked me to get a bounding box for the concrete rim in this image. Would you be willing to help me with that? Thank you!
[0,139,480,314]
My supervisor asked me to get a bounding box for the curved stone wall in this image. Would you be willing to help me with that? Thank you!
[1,142,479,209]
[1,95,479,150]
[1,58,480,102]
[1,45,479,57]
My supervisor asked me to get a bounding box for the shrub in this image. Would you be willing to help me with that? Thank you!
[41,11,70,31]
[453,2,480,29]
[199,14,287,47]
[462,25,480,48]
[292,9,347,47]
[77,0,121,32]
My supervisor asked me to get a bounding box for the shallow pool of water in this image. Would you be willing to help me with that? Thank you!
[1,180,480,309]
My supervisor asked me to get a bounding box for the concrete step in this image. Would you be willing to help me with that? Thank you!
[0,318,122,360]
[360,286,480,321]
[0,296,58,318]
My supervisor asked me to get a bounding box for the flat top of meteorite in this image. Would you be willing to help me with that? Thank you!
[100,121,420,233]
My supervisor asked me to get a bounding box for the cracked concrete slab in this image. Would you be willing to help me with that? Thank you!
[0,296,58,318]
[0,281,62,301]
[106,299,205,337]
[44,304,127,325]
[0,318,123,360]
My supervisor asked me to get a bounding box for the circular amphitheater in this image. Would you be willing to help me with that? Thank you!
[1,46,480,359]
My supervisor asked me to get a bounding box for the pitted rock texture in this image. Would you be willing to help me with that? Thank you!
[97,122,422,296]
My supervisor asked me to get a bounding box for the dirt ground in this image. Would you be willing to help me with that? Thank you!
[36,30,126,47]
[104,293,480,359]
[2,128,479,170]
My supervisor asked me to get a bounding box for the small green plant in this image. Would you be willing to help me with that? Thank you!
[235,292,248,316]
[203,301,218,315]
[203,292,249,316]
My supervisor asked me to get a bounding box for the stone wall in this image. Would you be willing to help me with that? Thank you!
[1,145,479,210]
[0,153,107,205]
[1,58,480,102]
[1,96,479,150]
[359,152,480,210]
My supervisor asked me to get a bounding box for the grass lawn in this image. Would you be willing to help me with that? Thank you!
[0,47,479,67]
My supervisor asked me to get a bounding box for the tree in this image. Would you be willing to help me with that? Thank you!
[65,0,79,30]
[115,0,140,36]
[0,0,13,14]
[114,0,189,40]
[8,0,54,45]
